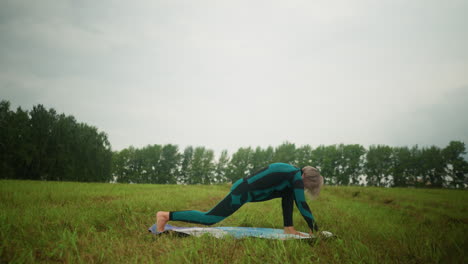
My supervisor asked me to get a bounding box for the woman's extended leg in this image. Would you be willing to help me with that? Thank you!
[156,190,246,232]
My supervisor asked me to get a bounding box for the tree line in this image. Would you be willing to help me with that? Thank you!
[1,100,467,188]
[0,100,112,182]
[113,141,468,188]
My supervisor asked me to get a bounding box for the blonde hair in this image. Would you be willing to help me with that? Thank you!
[302,166,324,198]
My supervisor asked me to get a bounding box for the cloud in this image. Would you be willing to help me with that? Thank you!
[0,0,467,153]
[384,86,468,147]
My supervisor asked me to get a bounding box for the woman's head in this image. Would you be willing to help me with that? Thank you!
[302,166,324,198]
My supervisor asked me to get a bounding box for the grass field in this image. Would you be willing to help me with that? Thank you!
[0,180,467,263]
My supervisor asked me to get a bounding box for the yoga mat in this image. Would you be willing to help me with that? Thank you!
[148,224,335,240]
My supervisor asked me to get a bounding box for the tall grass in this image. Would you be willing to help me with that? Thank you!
[0,180,466,263]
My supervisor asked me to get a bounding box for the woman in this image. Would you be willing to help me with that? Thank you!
[156,163,323,236]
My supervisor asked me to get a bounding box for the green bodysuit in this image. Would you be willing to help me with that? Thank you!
[169,163,319,231]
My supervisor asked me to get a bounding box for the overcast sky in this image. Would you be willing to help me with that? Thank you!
[1,0,467,154]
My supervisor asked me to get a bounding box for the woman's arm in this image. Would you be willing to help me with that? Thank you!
[292,176,319,232]
[281,191,294,227]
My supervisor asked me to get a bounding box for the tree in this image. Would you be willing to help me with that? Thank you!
[0,100,15,178]
[123,146,140,183]
[28,105,57,180]
[113,147,138,183]
[312,145,341,185]
[190,147,214,184]
[405,145,422,187]
[226,147,253,182]
[214,150,230,183]
[391,146,412,187]
[296,145,313,169]
[178,146,193,184]
[337,144,366,185]
[0,102,33,179]
[250,146,274,173]
[418,146,446,187]
[112,150,126,183]
[201,149,215,184]
[189,147,204,184]
[3,99,467,188]
[0,100,113,182]
[365,145,393,186]
[160,144,181,184]
[140,144,162,183]
[272,142,296,164]
[443,141,468,188]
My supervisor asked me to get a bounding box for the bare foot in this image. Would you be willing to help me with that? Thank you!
[156,211,169,232]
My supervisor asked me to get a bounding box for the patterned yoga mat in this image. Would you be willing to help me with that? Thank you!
[148,224,335,240]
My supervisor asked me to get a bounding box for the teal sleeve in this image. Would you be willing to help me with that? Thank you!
[292,174,318,231]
